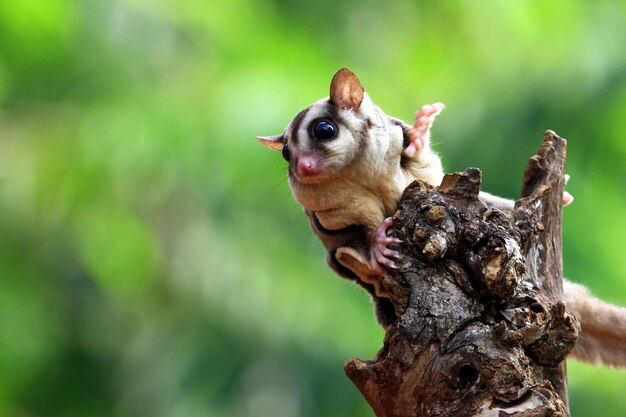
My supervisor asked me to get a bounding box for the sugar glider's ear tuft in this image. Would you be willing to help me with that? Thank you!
[255,135,285,151]
[330,68,364,111]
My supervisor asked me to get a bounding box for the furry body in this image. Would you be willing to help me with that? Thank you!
[256,68,626,368]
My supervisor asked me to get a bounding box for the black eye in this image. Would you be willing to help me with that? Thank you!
[312,120,337,140]
[281,144,290,162]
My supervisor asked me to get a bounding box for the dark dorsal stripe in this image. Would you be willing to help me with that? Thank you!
[352,115,369,161]
[287,106,311,145]
[319,99,369,155]
[291,100,370,156]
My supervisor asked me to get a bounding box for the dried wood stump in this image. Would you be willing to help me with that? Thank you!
[345,131,580,417]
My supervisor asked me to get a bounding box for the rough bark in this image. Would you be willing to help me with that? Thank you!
[345,131,580,417]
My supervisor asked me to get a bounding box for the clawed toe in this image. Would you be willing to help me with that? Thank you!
[382,236,402,245]
[371,217,402,273]
[404,102,445,157]
[375,251,398,270]
[562,191,574,206]
[562,174,573,206]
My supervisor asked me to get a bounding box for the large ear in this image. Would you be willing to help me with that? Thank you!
[255,135,285,151]
[330,68,364,111]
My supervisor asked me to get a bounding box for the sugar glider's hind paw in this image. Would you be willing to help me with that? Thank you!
[562,191,574,206]
[562,174,574,206]
[404,102,445,157]
[334,218,401,299]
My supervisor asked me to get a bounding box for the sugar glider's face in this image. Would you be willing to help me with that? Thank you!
[256,68,385,185]
[278,95,380,184]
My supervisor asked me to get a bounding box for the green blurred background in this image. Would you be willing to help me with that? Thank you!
[1,0,625,416]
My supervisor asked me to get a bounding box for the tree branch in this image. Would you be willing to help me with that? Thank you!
[345,131,580,417]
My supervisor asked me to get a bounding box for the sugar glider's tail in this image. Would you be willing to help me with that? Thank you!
[564,281,626,368]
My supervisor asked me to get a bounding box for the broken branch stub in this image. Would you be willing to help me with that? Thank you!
[346,131,580,417]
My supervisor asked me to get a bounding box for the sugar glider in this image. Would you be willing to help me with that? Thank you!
[256,68,625,367]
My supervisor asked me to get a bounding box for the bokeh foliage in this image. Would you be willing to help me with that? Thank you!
[1,0,625,416]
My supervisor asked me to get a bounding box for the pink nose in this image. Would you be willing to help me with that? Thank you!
[297,156,319,177]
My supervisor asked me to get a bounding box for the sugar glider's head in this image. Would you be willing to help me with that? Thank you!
[256,68,394,186]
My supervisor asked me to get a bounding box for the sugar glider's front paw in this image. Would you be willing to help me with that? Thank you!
[404,102,445,157]
[370,217,402,274]
[334,218,402,298]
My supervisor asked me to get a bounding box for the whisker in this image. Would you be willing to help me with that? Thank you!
[271,174,290,193]
[323,143,351,158]
[269,166,288,175]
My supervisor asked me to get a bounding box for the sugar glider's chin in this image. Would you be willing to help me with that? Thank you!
[289,171,330,185]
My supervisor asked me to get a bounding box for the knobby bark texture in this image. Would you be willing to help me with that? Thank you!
[345,131,580,417]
